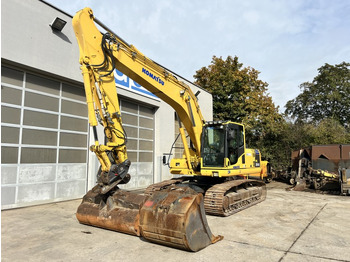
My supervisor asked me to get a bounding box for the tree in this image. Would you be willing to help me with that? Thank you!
[285,62,350,127]
[194,56,281,130]
[308,118,350,144]
[194,56,284,167]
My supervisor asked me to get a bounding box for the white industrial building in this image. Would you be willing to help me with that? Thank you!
[1,0,213,209]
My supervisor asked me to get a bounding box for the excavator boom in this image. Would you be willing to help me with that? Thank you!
[73,7,204,176]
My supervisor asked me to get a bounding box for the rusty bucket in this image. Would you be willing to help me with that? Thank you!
[76,185,222,251]
[139,186,223,251]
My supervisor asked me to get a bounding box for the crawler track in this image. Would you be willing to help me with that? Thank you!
[204,179,266,216]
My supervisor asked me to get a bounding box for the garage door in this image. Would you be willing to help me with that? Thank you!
[119,99,155,189]
[1,66,89,209]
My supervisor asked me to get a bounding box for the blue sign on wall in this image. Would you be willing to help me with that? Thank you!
[114,69,159,100]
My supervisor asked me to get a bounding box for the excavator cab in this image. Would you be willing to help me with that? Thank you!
[201,122,245,168]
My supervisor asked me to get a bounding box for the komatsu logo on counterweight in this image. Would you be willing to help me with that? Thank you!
[142,68,164,85]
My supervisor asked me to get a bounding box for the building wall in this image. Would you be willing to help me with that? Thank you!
[1,0,213,209]
[1,0,82,82]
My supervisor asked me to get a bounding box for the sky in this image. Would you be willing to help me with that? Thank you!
[46,0,350,111]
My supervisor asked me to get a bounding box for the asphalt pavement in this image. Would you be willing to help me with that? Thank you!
[2,181,350,262]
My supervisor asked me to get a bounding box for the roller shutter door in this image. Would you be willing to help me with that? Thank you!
[1,66,89,209]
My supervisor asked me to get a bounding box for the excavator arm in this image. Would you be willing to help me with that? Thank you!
[73,8,204,184]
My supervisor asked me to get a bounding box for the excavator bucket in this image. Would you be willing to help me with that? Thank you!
[76,185,223,252]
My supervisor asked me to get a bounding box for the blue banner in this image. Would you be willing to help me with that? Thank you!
[114,69,159,100]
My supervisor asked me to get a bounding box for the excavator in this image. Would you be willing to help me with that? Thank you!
[72,7,270,251]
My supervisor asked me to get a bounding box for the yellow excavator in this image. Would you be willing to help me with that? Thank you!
[72,7,270,251]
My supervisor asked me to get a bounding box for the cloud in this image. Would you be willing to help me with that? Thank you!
[243,10,260,25]
[47,0,350,111]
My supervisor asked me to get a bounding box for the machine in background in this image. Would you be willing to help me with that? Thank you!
[277,144,350,195]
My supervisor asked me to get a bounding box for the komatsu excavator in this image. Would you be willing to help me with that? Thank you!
[72,7,270,251]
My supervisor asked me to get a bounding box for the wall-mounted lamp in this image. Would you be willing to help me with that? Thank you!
[50,17,67,32]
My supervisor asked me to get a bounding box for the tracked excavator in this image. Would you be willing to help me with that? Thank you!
[73,7,270,251]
